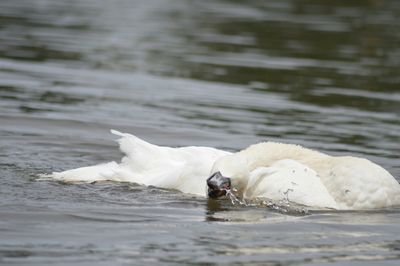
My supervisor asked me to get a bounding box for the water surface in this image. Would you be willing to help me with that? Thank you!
[1,0,400,265]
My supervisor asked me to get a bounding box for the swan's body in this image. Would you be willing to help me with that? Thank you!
[211,142,400,210]
[45,130,400,210]
[49,130,230,196]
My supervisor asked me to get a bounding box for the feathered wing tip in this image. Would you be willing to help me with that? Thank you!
[39,161,120,183]
[38,130,165,184]
[110,129,159,160]
[111,129,154,146]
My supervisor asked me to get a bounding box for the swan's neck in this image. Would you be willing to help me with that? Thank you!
[240,142,330,171]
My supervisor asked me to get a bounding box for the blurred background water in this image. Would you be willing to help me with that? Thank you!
[1,0,400,265]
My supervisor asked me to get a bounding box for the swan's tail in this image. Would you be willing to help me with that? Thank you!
[39,161,120,183]
[41,130,164,183]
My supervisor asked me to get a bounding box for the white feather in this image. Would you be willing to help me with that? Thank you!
[211,142,400,210]
[45,130,230,196]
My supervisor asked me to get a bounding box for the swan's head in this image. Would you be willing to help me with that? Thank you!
[207,171,231,198]
[207,153,249,199]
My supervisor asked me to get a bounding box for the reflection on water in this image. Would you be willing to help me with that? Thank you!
[1,0,400,265]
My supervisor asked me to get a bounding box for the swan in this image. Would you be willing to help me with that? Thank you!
[207,142,400,210]
[44,130,400,210]
[46,130,230,196]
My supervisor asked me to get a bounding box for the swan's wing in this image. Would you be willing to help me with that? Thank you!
[113,133,228,195]
[111,129,169,171]
[46,131,227,197]
[43,161,120,182]
[245,159,338,209]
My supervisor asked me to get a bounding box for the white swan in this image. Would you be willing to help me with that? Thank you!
[47,130,230,196]
[45,130,400,210]
[208,142,400,210]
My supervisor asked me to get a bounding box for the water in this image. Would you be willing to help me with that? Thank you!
[1,0,400,265]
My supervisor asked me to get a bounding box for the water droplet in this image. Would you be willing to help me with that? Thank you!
[225,189,247,206]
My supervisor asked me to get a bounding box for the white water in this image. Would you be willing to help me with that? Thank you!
[225,188,309,215]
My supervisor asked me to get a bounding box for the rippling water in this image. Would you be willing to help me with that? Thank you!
[1,0,400,265]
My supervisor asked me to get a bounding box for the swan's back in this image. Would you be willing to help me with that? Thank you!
[324,156,400,209]
[213,142,400,210]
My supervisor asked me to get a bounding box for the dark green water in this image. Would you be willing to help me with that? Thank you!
[1,0,400,265]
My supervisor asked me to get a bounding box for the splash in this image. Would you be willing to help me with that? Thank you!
[225,189,248,206]
[225,188,308,215]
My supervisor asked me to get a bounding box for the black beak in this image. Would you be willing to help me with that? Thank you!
[207,171,231,198]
